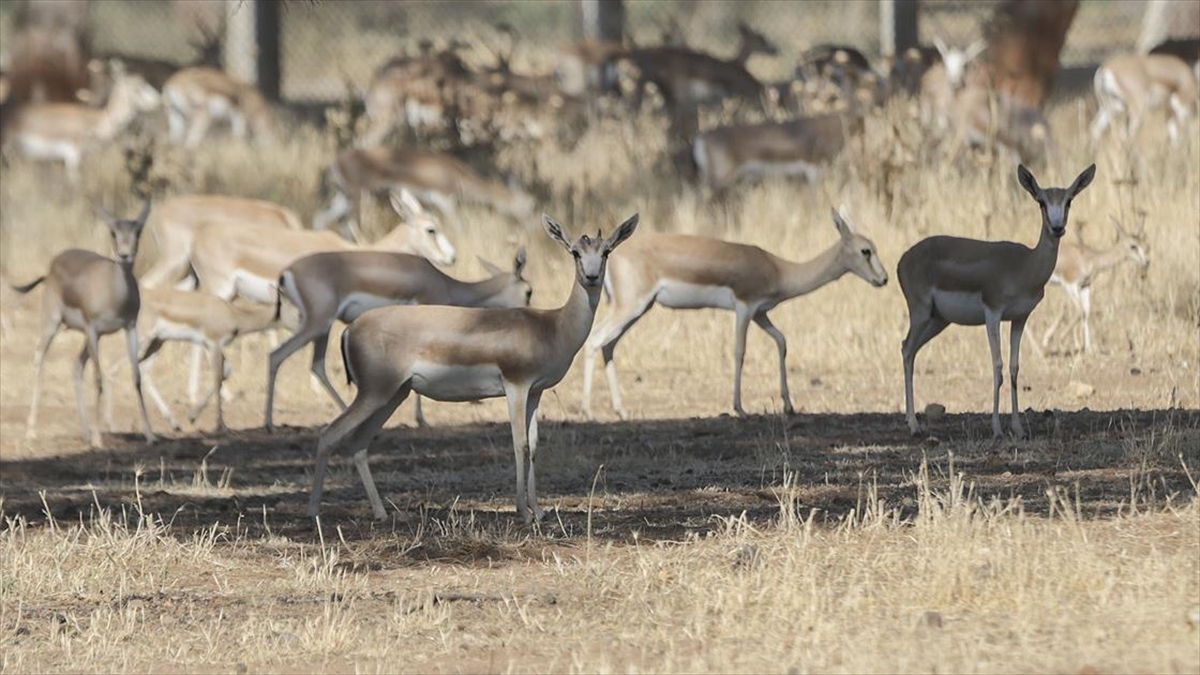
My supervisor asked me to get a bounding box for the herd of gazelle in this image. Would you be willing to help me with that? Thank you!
[13,161,1150,522]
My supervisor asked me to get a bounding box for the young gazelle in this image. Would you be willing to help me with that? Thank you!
[14,199,156,447]
[1040,215,1150,354]
[583,208,889,420]
[162,66,275,148]
[264,248,532,432]
[136,288,281,432]
[899,163,1096,438]
[1090,53,1197,147]
[309,214,639,522]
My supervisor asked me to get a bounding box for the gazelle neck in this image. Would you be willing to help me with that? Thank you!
[369,226,412,252]
[95,91,136,141]
[1087,242,1134,278]
[778,240,847,299]
[1030,225,1063,286]
[447,273,513,306]
[552,276,602,352]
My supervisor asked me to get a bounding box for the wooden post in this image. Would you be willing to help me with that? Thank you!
[880,0,919,57]
[581,0,624,43]
[224,0,256,85]
[255,0,281,101]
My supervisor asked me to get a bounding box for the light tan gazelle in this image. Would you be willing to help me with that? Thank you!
[309,214,639,522]
[1090,53,1198,147]
[1040,214,1150,353]
[899,163,1096,438]
[264,248,532,432]
[583,208,889,420]
[162,66,275,148]
[13,199,156,447]
[136,288,281,432]
[313,146,535,235]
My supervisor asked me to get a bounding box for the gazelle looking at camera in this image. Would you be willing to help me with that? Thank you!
[919,37,986,132]
[583,207,888,420]
[309,214,639,522]
[1040,214,1150,354]
[898,163,1096,438]
[136,287,281,432]
[1090,52,1198,147]
[264,248,532,433]
[162,66,275,148]
[13,199,157,447]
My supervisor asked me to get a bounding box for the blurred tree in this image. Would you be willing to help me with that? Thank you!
[982,0,1079,109]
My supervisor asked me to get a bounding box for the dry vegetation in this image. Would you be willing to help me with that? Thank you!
[1,18,1200,672]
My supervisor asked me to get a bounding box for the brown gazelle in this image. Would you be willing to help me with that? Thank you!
[313,146,535,235]
[1040,215,1150,354]
[136,288,281,432]
[898,163,1096,438]
[1091,53,1198,147]
[162,66,274,148]
[309,214,639,522]
[13,199,156,447]
[583,208,888,420]
[264,248,532,433]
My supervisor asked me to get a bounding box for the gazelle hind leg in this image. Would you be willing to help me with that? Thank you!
[984,310,1004,439]
[524,391,544,521]
[753,312,794,415]
[139,339,181,431]
[26,318,62,440]
[1009,318,1028,438]
[125,327,156,443]
[901,307,948,436]
[265,326,327,432]
[585,293,655,420]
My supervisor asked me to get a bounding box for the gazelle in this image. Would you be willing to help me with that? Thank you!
[2,63,159,183]
[898,163,1096,438]
[162,66,274,148]
[136,288,281,432]
[13,199,156,447]
[920,38,986,131]
[309,214,639,522]
[583,208,888,420]
[1040,215,1150,354]
[265,248,532,432]
[1090,53,1198,147]
[140,194,304,290]
[313,146,535,234]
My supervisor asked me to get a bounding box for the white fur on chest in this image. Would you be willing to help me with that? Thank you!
[655,280,737,310]
[410,361,506,402]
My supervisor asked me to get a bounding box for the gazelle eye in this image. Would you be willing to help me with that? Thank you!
[861,248,871,257]
[571,250,581,259]
[426,228,436,235]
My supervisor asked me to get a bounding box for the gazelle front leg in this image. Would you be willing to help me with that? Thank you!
[138,338,182,431]
[125,327,157,443]
[73,336,102,448]
[524,391,544,522]
[504,382,532,522]
[1009,317,1028,439]
[732,302,753,416]
[1079,286,1093,353]
[984,309,1005,439]
[753,312,794,415]
[25,319,61,440]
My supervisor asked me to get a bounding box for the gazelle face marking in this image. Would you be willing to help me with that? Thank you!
[96,198,151,264]
[830,207,888,287]
[389,189,457,266]
[543,213,640,289]
[1017,163,1096,239]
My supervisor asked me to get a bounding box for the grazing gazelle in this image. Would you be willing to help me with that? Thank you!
[898,163,1096,438]
[162,66,275,148]
[1040,214,1150,354]
[309,214,639,522]
[3,63,159,184]
[13,199,156,447]
[265,248,532,432]
[1090,53,1198,147]
[136,288,281,432]
[313,146,535,235]
[583,208,888,420]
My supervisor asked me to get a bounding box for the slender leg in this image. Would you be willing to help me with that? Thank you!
[585,295,655,420]
[1080,286,1093,353]
[1009,318,1027,438]
[310,331,347,409]
[125,328,156,443]
[524,391,544,521]
[414,395,427,427]
[188,344,226,431]
[265,326,326,432]
[753,313,794,415]
[985,310,1004,439]
[73,340,100,447]
[167,106,187,144]
[184,111,213,149]
[25,320,61,440]
[139,338,181,431]
[504,382,532,522]
[732,303,753,416]
[188,344,204,406]
[902,311,949,436]
[1089,106,1112,144]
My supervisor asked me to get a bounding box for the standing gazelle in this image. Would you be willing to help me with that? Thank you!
[309,214,639,522]
[583,208,889,420]
[13,199,157,447]
[898,163,1096,438]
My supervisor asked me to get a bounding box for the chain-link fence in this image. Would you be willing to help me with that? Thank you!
[0,0,1184,105]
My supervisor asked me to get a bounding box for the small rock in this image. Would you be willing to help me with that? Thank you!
[1067,381,1094,398]
[924,403,946,422]
[1130,367,1142,376]
[809,377,823,387]
[917,610,943,629]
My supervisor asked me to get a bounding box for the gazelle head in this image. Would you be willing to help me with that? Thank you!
[543,213,639,289]
[1110,214,1151,270]
[108,61,160,114]
[933,36,985,89]
[737,22,779,58]
[477,247,533,308]
[1017,163,1096,239]
[831,206,888,287]
[387,189,457,266]
[93,197,151,265]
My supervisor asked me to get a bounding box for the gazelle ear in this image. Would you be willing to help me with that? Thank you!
[513,246,527,275]
[604,213,639,251]
[91,199,117,226]
[1068,164,1096,198]
[543,214,572,251]
[477,256,503,276]
[933,35,949,58]
[1016,164,1041,200]
[831,206,855,237]
[1108,215,1128,237]
[965,40,986,62]
[135,197,152,229]
[389,188,424,219]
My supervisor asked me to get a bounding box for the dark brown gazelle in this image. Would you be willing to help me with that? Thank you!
[898,163,1096,438]
[308,214,638,523]
[13,198,157,447]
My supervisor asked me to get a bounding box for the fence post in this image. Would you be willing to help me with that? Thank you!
[581,0,624,43]
[880,0,919,56]
[255,0,281,101]
[224,0,256,85]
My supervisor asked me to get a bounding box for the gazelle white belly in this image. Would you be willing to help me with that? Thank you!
[655,280,737,310]
[16,134,76,162]
[931,290,986,325]
[337,292,410,324]
[233,271,278,305]
[410,361,506,402]
[735,158,821,183]
[153,320,206,345]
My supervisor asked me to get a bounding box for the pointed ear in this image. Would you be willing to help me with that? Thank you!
[1108,215,1128,237]
[604,213,639,251]
[543,214,572,251]
[1016,164,1041,200]
[831,206,855,238]
[91,199,117,226]
[933,35,948,58]
[513,246,527,275]
[965,40,986,62]
[477,256,503,276]
[1068,164,1096,198]
[389,188,424,219]
[135,197,152,229]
